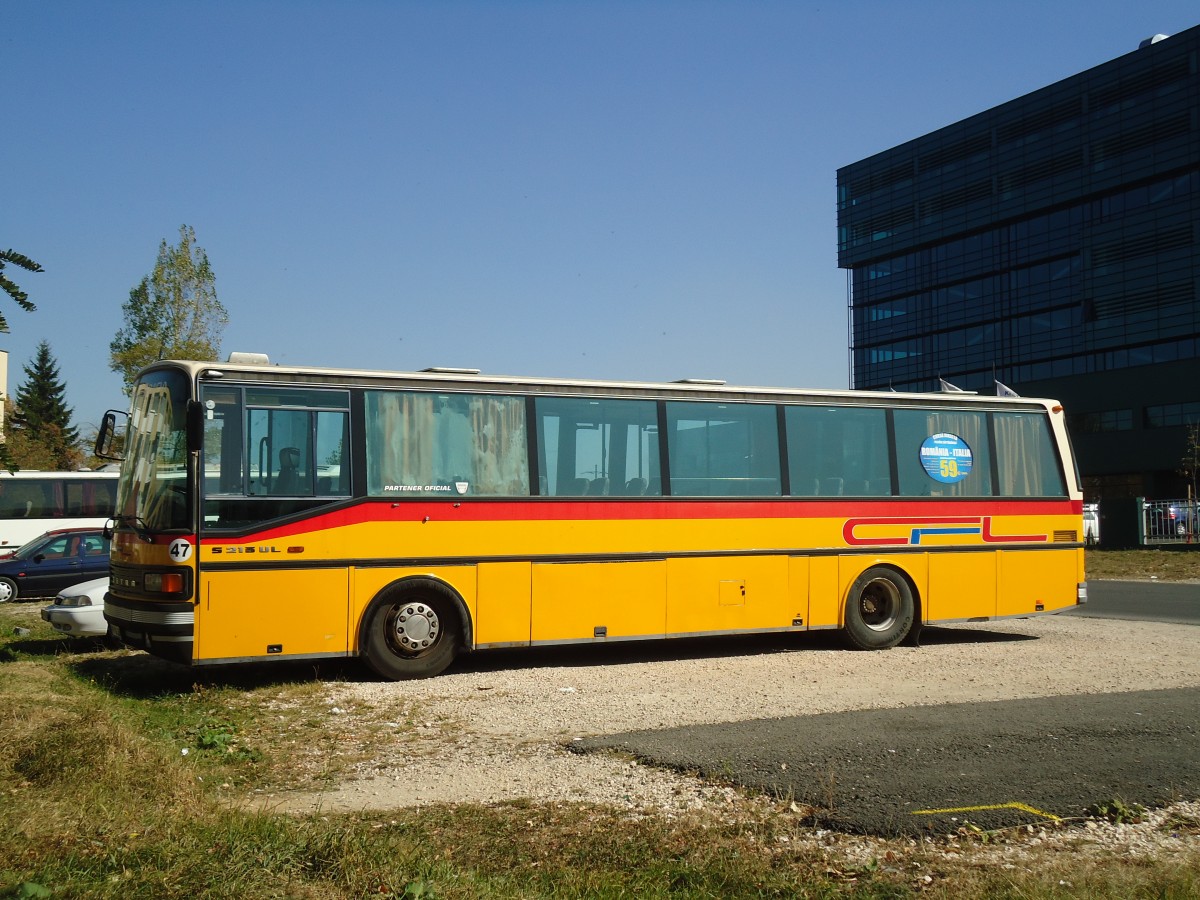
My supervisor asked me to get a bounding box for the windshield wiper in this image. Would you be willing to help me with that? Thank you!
[108,514,153,541]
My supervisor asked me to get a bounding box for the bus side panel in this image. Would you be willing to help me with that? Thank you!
[997,549,1079,616]
[807,556,841,628]
[927,552,997,621]
[198,568,350,661]
[665,556,793,635]
[476,561,532,647]
[348,566,478,653]
[788,556,810,628]
[531,561,666,642]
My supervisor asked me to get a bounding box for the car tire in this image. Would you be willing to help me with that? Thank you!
[0,577,17,603]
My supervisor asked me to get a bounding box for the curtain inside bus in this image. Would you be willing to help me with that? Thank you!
[365,391,529,497]
[894,409,993,497]
[992,412,1067,497]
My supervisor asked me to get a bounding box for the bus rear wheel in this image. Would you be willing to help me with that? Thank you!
[361,583,461,680]
[843,566,914,650]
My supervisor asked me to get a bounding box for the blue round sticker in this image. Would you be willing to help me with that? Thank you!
[920,433,973,484]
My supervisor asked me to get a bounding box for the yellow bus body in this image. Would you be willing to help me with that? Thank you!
[112,502,1084,664]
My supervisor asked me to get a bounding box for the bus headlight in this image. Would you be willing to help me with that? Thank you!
[145,572,186,594]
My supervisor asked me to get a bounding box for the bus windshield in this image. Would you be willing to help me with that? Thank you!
[116,367,192,532]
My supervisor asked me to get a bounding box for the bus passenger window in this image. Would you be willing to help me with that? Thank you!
[533,396,660,498]
[666,401,781,497]
[784,405,890,497]
[366,391,530,497]
[894,408,993,497]
[200,385,351,529]
[993,412,1066,496]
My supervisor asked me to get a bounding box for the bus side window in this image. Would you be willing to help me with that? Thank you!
[202,385,351,528]
[666,401,782,497]
[533,396,660,498]
[315,411,348,496]
[893,408,993,497]
[784,405,891,498]
[993,412,1066,496]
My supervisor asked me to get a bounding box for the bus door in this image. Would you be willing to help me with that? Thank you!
[197,385,353,662]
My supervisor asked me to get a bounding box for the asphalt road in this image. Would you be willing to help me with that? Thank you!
[577,687,1200,835]
[576,581,1200,835]
[1067,579,1200,624]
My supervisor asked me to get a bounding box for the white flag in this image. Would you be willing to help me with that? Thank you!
[939,378,966,392]
[995,380,1020,397]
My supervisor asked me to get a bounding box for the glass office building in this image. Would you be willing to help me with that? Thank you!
[837,26,1200,499]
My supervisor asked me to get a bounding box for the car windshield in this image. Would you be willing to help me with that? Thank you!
[115,367,192,531]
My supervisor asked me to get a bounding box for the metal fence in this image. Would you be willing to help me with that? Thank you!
[1142,499,1199,545]
[1087,498,1200,548]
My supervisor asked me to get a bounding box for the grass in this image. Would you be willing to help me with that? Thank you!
[1085,548,1200,582]
[2,555,1199,898]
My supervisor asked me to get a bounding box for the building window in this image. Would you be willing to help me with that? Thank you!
[1069,410,1133,433]
[1145,402,1200,428]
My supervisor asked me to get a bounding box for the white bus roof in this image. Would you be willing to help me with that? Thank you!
[147,356,1062,411]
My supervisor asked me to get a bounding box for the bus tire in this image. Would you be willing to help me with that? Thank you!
[843,566,914,650]
[360,581,462,680]
[0,577,16,603]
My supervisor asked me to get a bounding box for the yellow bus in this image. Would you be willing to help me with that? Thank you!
[96,354,1086,679]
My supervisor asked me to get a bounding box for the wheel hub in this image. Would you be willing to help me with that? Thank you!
[388,602,440,655]
[859,579,899,631]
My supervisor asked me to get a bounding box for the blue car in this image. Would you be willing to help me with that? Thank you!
[0,527,110,603]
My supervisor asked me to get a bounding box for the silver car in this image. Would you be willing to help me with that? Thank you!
[40,577,110,638]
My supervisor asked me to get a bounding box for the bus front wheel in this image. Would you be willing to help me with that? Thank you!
[843,566,914,650]
[361,583,461,680]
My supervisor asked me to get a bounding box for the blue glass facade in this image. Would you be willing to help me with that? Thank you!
[837,27,1200,497]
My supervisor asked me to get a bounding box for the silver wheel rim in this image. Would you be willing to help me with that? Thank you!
[0,582,12,603]
[385,602,441,656]
[858,577,900,632]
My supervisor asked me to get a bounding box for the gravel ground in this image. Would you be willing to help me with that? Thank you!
[266,614,1200,860]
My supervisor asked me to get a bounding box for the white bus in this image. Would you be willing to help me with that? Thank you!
[0,470,119,551]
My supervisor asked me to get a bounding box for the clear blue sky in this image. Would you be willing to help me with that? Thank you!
[4,1,1197,434]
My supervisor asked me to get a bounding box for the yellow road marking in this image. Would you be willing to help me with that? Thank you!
[912,802,1060,820]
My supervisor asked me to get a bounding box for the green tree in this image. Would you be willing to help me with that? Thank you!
[6,341,83,470]
[1181,423,1200,502]
[0,248,42,333]
[109,225,228,395]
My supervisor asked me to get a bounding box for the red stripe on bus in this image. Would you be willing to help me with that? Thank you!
[207,498,1082,544]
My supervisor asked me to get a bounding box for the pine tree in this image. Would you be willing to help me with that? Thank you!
[8,341,82,469]
[0,248,41,332]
